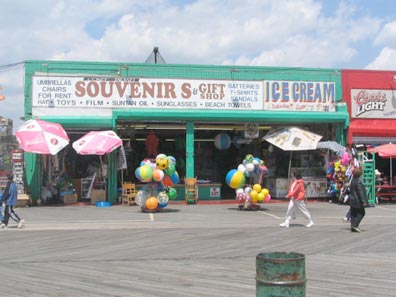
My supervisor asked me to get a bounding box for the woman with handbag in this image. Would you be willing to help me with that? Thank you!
[348,168,368,232]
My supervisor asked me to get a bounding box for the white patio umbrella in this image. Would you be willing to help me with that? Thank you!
[263,127,322,178]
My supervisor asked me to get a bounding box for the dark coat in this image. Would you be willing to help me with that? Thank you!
[349,177,368,209]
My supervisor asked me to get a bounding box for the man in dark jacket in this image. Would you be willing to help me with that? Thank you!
[348,168,368,232]
[0,174,24,229]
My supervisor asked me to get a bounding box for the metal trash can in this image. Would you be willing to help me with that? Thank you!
[256,252,306,297]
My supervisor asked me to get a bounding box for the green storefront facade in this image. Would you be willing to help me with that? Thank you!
[23,60,349,203]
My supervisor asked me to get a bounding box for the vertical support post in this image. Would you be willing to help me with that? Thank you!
[185,121,195,178]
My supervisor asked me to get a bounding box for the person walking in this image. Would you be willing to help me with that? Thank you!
[0,174,24,229]
[280,171,314,228]
[348,168,368,232]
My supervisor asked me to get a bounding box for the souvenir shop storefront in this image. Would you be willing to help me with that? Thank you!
[23,60,349,203]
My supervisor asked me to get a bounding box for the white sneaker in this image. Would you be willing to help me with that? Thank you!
[306,221,314,228]
[279,222,289,228]
[1,223,7,229]
[17,219,25,229]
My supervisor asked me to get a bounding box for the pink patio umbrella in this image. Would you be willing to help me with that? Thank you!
[16,119,69,155]
[368,143,396,185]
[72,130,122,155]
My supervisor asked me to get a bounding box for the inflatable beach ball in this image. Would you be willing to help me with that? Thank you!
[145,197,159,210]
[135,165,153,182]
[226,169,245,189]
[214,133,231,150]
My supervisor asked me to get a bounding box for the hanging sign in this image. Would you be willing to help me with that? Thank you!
[263,80,336,112]
[31,76,263,112]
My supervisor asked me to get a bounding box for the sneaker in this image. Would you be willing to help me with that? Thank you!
[351,227,361,233]
[17,219,25,229]
[1,224,7,229]
[306,221,314,228]
[342,217,349,223]
[279,222,289,228]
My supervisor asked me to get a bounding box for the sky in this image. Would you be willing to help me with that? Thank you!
[1,0,396,131]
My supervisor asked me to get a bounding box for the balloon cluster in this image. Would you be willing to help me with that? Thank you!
[327,151,353,197]
[235,183,271,205]
[225,154,271,207]
[225,154,269,189]
[134,154,179,210]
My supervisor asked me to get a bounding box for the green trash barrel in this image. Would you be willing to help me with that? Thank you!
[256,252,306,297]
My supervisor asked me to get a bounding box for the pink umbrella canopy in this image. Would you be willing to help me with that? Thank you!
[72,130,122,155]
[368,143,396,185]
[367,143,396,158]
[16,119,70,155]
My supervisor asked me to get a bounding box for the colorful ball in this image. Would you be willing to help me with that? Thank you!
[170,171,179,185]
[135,165,153,182]
[226,169,245,189]
[261,188,269,198]
[253,184,262,192]
[135,190,148,206]
[157,191,169,208]
[237,164,246,173]
[167,156,176,166]
[250,190,258,203]
[168,187,177,200]
[264,194,271,202]
[145,197,159,210]
[156,157,169,170]
[214,133,231,150]
[152,168,165,182]
[164,163,176,176]
[257,192,265,203]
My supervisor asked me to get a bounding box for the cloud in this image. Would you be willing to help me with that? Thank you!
[0,0,394,130]
[365,47,396,70]
[374,21,396,47]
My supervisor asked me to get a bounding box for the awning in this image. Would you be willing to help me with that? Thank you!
[349,120,396,144]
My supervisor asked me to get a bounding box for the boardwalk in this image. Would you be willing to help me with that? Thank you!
[1,201,395,297]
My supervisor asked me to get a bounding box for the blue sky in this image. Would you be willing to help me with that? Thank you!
[1,0,396,130]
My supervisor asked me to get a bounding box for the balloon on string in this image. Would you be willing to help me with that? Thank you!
[145,197,159,210]
[162,175,174,187]
[253,184,262,193]
[156,157,169,170]
[170,171,179,185]
[164,163,176,176]
[226,169,245,189]
[245,163,255,172]
[214,133,231,150]
[257,192,265,202]
[237,164,246,174]
[261,188,269,198]
[264,194,271,202]
[152,168,165,182]
[135,190,148,206]
[157,191,169,208]
[135,165,153,182]
[168,187,177,200]
[167,156,176,166]
[244,186,252,195]
[250,190,258,203]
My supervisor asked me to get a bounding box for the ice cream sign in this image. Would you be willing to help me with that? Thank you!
[351,89,396,118]
[263,80,336,112]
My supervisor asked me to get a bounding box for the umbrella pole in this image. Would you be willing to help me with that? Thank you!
[391,158,393,186]
[288,151,292,180]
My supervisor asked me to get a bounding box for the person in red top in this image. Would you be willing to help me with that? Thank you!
[279,171,314,228]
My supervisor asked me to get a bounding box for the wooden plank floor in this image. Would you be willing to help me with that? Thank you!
[0,201,395,297]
